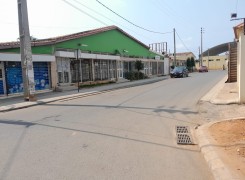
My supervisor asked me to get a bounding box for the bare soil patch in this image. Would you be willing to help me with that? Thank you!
[209,119,245,176]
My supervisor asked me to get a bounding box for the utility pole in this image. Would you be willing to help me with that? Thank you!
[198,46,200,66]
[200,27,204,66]
[208,48,210,68]
[173,28,176,66]
[17,0,36,101]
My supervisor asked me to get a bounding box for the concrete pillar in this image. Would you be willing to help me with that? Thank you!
[115,60,118,81]
[156,61,159,76]
[91,59,95,81]
[50,61,58,90]
[239,33,245,103]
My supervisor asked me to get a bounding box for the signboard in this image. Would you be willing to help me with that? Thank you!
[155,55,160,60]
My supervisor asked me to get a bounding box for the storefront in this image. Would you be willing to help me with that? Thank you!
[0,53,55,96]
[0,26,167,93]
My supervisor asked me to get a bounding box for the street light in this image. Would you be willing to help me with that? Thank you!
[76,43,88,92]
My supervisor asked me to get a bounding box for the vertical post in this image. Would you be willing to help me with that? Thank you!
[91,59,95,81]
[207,48,209,68]
[77,49,79,92]
[244,18,245,35]
[17,0,36,101]
[201,27,203,66]
[198,47,201,66]
[80,57,82,83]
[173,28,176,67]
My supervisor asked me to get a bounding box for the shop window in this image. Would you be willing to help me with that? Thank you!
[58,72,63,83]
[64,72,69,83]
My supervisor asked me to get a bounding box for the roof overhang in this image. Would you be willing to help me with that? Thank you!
[0,53,55,62]
[233,23,244,39]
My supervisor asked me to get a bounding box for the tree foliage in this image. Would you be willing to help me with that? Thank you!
[135,60,144,72]
[190,57,195,67]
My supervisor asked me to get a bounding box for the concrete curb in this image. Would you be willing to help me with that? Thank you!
[196,119,243,180]
[200,75,239,105]
[201,75,227,102]
[0,76,168,112]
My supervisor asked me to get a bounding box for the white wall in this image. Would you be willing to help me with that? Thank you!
[239,33,245,103]
[164,58,170,75]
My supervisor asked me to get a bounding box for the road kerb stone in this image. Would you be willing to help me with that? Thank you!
[196,121,242,180]
[201,75,227,102]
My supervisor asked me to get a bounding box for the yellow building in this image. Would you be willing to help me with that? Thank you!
[170,52,196,66]
[196,55,228,70]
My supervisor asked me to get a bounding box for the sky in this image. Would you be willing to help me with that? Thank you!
[0,0,244,57]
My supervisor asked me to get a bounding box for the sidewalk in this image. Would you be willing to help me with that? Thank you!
[197,75,244,180]
[201,75,239,105]
[0,76,168,112]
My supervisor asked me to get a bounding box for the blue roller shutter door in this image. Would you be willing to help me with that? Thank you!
[0,68,4,95]
[5,62,50,94]
[5,62,23,94]
[0,80,3,94]
[34,62,50,90]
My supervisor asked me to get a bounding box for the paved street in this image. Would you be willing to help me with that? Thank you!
[0,71,226,180]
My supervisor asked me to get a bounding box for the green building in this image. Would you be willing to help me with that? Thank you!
[0,26,168,96]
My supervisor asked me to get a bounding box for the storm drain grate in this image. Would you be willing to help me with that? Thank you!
[176,134,193,144]
[176,126,190,133]
[176,126,193,145]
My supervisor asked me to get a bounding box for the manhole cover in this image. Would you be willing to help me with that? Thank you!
[176,126,190,134]
[177,134,193,145]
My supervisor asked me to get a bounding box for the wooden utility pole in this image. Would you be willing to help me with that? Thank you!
[17,0,36,101]
[200,27,204,66]
[173,28,176,66]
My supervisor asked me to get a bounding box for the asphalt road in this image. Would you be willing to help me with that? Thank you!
[0,70,226,180]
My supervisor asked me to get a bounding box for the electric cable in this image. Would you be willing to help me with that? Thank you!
[62,0,108,26]
[176,30,191,52]
[95,0,172,35]
[70,0,157,42]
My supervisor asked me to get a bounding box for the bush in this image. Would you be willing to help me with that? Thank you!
[124,71,147,81]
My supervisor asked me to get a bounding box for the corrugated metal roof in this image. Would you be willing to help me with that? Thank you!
[0,25,149,49]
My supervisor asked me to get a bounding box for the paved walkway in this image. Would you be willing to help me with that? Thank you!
[197,75,243,180]
[0,76,168,112]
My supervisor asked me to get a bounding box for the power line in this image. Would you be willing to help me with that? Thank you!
[70,0,156,42]
[95,0,172,35]
[175,30,191,52]
[153,0,188,27]
[62,0,108,26]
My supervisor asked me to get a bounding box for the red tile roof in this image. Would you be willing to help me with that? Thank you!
[0,25,149,49]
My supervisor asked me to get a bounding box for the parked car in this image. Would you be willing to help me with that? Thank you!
[199,66,208,72]
[170,66,189,78]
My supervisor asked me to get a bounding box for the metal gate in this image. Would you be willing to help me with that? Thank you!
[5,62,50,94]
[0,64,4,95]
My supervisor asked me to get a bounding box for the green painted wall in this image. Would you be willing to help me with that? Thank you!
[55,30,162,59]
[0,29,163,59]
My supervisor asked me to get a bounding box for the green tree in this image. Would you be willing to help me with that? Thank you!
[190,57,195,72]
[186,57,191,71]
[135,60,144,79]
